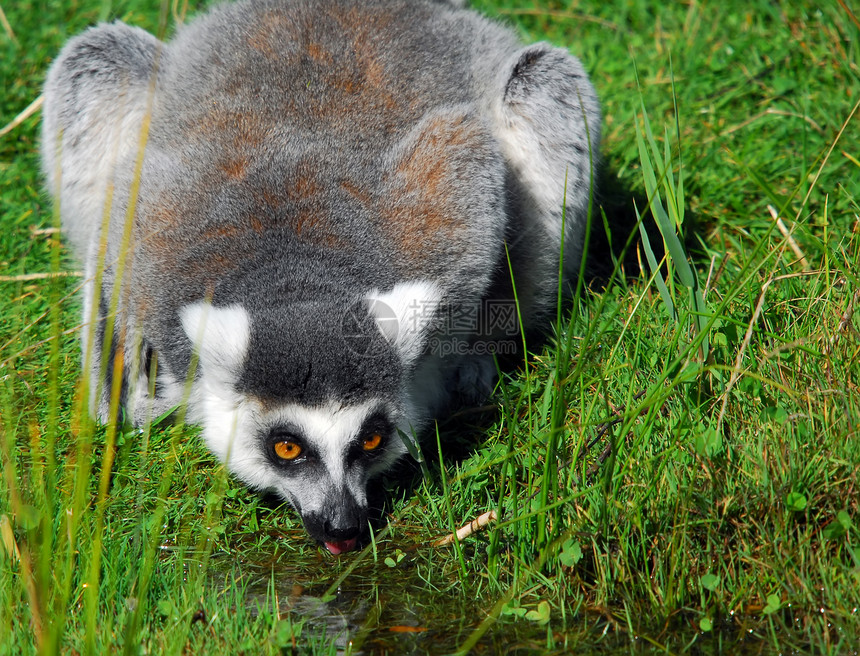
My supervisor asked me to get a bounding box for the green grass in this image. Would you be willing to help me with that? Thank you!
[2,0,859,654]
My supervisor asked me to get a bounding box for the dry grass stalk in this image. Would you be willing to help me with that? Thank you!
[433,510,497,547]
[768,204,810,271]
[0,94,43,138]
[0,271,82,282]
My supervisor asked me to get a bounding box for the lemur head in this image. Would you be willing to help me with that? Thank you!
[179,281,440,554]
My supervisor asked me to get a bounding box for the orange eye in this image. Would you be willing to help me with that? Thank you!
[274,441,302,461]
[363,433,382,451]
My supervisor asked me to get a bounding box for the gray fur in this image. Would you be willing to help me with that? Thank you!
[42,0,600,551]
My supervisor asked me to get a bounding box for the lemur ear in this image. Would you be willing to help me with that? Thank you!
[41,22,165,256]
[365,281,442,366]
[493,42,601,255]
[42,21,162,137]
[498,42,601,150]
[503,44,585,103]
[180,302,251,382]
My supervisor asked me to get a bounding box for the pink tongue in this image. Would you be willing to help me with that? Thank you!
[324,538,358,555]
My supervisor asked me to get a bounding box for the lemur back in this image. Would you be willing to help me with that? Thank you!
[42,0,600,553]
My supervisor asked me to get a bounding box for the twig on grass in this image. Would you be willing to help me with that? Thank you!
[432,510,497,547]
[768,205,810,271]
[434,391,652,547]
[0,271,82,282]
[716,269,817,434]
[30,227,61,237]
[0,94,43,138]
[0,5,17,44]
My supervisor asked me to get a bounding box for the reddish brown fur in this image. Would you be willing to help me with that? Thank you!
[306,42,333,65]
[140,4,484,290]
[219,157,248,180]
[246,10,299,60]
[379,113,483,261]
[285,165,322,202]
[138,198,243,285]
[340,179,373,207]
[187,107,268,153]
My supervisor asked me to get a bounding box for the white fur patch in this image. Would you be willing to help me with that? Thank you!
[366,280,442,366]
[188,395,404,516]
[180,302,251,384]
[492,110,566,243]
[193,385,247,465]
[269,401,382,507]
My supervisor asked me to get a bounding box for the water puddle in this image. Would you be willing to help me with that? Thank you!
[205,542,814,656]
[230,550,492,655]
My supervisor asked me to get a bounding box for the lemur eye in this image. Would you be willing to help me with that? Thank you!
[274,440,302,461]
[362,433,383,451]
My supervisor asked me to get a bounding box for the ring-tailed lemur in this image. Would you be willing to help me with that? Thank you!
[41,0,600,554]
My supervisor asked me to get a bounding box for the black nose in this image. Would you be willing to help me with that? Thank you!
[300,488,368,546]
[323,521,360,541]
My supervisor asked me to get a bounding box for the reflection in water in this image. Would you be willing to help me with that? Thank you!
[288,588,370,655]
[218,546,775,655]
[241,564,439,655]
